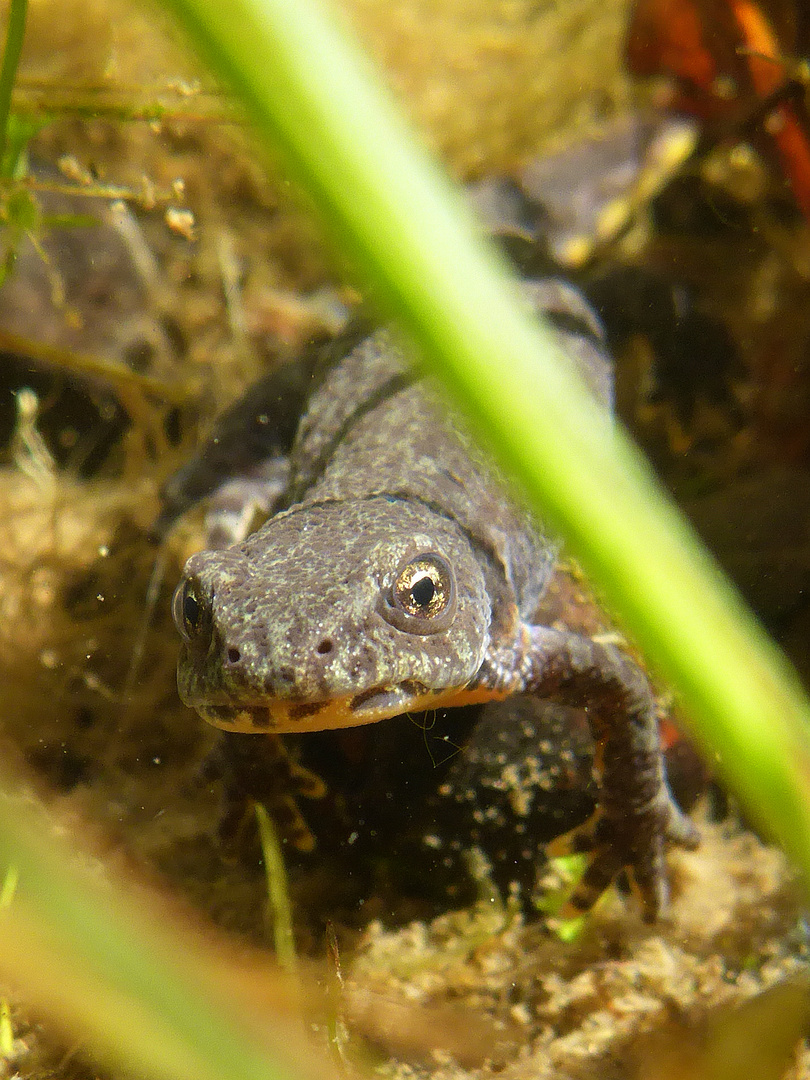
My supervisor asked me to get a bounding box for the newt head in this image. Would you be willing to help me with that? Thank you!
[173,496,492,733]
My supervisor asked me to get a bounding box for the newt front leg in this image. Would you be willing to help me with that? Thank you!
[474,625,699,920]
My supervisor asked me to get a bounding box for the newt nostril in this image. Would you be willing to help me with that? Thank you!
[226,647,241,665]
[316,638,333,655]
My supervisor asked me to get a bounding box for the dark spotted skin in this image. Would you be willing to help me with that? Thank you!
[171,280,698,920]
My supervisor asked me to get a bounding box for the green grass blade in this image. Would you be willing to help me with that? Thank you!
[150,0,810,880]
[256,803,298,973]
[0,0,27,172]
[0,788,318,1080]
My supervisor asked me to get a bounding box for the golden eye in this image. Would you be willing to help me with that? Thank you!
[382,552,456,635]
[394,557,451,617]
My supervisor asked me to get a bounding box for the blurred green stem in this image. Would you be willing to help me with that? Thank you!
[154,0,810,881]
[0,792,313,1080]
[0,0,27,171]
[256,803,298,974]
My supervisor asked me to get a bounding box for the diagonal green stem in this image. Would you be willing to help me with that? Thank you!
[151,0,810,881]
[0,786,314,1080]
[0,0,27,171]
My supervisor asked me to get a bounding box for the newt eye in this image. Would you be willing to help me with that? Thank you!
[394,556,451,616]
[172,579,203,642]
[382,552,456,634]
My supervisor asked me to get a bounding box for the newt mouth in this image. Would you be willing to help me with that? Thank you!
[189,679,459,734]
[188,677,514,733]
[349,680,430,716]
